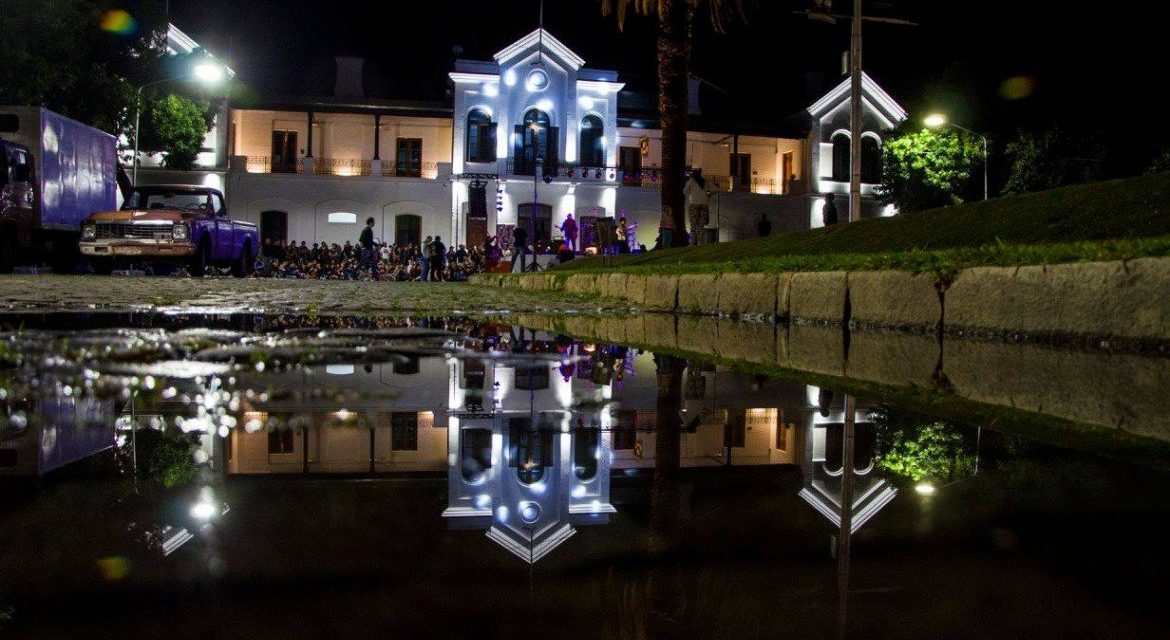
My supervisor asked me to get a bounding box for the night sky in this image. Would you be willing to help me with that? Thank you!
[169,0,1170,136]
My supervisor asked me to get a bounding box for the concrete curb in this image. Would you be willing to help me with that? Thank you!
[479,257,1170,343]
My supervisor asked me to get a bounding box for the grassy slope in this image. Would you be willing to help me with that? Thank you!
[550,172,1170,276]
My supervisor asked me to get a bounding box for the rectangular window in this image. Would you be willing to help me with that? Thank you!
[391,412,419,451]
[781,151,795,194]
[619,146,641,185]
[730,153,752,192]
[724,412,746,448]
[613,410,638,450]
[396,138,422,177]
[271,130,298,173]
[268,429,295,454]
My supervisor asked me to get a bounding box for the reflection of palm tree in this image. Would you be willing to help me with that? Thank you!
[648,355,685,635]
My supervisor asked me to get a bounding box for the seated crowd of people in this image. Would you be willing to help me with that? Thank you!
[258,239,489,281]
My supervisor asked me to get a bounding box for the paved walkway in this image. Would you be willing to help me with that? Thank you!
[0,275,617,315]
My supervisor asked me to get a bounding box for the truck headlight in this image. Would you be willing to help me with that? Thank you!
[82,224,96,240]
[172,223,190,241]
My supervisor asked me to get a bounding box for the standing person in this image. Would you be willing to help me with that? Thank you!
[757,212,772,237]
[359,217,379,280]
[559,213,579,253]
[420,235,433,282]
[430,235,446,281]
[615,216,628,254]
[512,225,528,272]
[657,207,676,249]
[822,193,840,226]
[683,169,712,245]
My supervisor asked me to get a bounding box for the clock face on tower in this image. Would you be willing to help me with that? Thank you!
[526,68,549,92]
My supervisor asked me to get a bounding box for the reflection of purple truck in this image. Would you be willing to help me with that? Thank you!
[0,394,116,477]
[80,184,259,276]
[0,106,118,272]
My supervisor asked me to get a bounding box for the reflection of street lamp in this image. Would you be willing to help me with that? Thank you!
[132,60,229,184]
[924,112,989,201]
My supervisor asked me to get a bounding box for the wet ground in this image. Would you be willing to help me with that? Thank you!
[2,311,1169,638]
[0,275,616,315]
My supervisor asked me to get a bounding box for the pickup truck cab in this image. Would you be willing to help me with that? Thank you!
[79,184,258,276]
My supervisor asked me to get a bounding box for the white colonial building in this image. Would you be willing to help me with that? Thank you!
[139,28,908,251]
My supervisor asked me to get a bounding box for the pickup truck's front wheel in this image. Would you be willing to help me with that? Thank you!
[231,242,254,278]
[189,239,210,277]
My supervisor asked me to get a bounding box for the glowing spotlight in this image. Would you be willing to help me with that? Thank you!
[190,500,217,520]
[193,62,226,84]
[914,482,937,496]
[923,113,947,129]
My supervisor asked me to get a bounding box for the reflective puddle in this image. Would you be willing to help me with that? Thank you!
[1,312,1168,638]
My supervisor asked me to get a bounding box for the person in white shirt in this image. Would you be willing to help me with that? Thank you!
[683,169,712,245]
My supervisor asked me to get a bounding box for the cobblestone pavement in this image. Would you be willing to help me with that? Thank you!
[0,275,624,315]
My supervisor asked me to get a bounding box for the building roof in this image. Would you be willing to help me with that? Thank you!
[494,28,587,70]
[240,95,452,118]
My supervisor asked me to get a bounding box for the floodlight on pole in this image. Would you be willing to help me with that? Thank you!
[923,113,948,129]
[132,57,230,184]
[923,112,989,201]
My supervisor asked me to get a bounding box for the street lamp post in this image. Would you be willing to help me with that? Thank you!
[925,113,989,201]
[131,61,227,185]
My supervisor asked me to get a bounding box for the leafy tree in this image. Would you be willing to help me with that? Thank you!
[873,407,975,484]
[1002,128,1104,195]
[601,0,747,246]
[144,93,212,170]
[0,0,165,138]
[877,125,984,212]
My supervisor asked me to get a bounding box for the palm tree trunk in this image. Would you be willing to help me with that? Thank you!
[657,0,690,247]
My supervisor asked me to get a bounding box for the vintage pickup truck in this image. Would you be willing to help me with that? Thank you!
[79,184,258,276]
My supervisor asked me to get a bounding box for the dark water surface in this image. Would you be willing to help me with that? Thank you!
[1,312,1168,639]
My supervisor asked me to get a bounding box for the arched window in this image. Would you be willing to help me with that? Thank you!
[831,133,850,182]
[861,135,882,184]
[327,212,357,224]
[573,429,599,481]
[579,114,604,167]
[466,109,496,163]
[513,109,557,175]
[460,428,492,484]
[394,214,421,247]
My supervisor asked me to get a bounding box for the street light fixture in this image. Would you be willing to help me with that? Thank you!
[924,112,989,201]
[131,57,229,184]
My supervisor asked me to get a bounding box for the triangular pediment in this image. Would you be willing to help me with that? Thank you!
[494,28,586,70]
[807,72,907,126]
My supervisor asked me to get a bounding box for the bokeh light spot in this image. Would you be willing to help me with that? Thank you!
[999,76,1035,100]
[100,10,138,36]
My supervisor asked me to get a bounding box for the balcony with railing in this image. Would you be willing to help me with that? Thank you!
[241,156,440,179]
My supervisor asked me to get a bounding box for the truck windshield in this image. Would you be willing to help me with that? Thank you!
[123,189,211,213]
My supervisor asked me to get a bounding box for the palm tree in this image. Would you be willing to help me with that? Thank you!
[601,0,746,247]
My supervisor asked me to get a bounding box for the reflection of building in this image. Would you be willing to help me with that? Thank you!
[442,409,616,564]
[797,386,897,533]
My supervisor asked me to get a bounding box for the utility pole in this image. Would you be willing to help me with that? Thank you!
[801,2,916,224]
[848,0,863,223]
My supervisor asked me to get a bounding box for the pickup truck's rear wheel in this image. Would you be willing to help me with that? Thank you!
[189,239,210,277]
[232,242,254,278]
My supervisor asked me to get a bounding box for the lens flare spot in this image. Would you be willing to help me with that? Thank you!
[97,556,130,581]
[999,76,1035,100]
[99,10,138,35]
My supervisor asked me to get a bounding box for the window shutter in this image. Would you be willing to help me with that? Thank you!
[487,123,498,162]
[546,126,559,174]
[513,125,525,173]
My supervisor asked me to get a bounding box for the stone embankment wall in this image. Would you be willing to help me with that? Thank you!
[473,257,1170,344]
